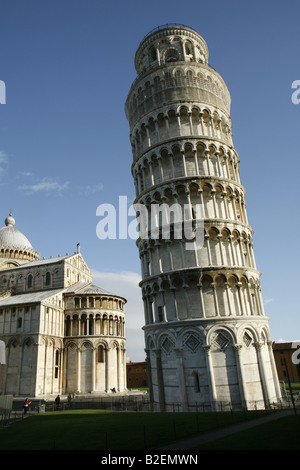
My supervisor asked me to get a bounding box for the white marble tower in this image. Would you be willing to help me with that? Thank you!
[125,24,281,411]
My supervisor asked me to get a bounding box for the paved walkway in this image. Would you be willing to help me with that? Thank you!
[154,410,295,450]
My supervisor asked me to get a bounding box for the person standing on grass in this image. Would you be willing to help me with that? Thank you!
[23,398,31,414]
[67,393,72,408]
[55,395,60,410]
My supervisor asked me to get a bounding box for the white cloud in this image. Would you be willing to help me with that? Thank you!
[16,171,34,178]
[263,298,274,304]
[82,183,104,196]
[18,177,70,195]
[91,269,145,362]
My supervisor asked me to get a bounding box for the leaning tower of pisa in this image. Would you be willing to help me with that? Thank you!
[125,24,281,411]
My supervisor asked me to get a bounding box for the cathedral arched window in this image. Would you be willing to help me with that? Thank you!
[54,350,60,378]
[45,272,51,286]
[27,274,33,289]
[97,345,105,363]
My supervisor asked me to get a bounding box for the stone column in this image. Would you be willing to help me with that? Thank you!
[234,344,248,409]
[105,346,110,392]
[77,346,81,393]
[225,282,233,315]
[92,346,96,392]
[203,345,218,411]
[255,342,268,408]
[175,348,188,411]
[205,235,212,265]
[170,285,179,320]
[61,345,66,395]
[218,235,225,265]
[197,282,205,318]
[237,283,244,315]
[267,340,282,402]
[154,349,165,411]
[215,150,222,176]
[211,282,220,316]
[145,349,154,407]
[123,348,127,391]
[157,156,163,182]
[205,150,211,175]
[193,149,199,174]
[247,283,255,315]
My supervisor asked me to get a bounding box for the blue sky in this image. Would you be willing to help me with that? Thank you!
[0,0,299,361]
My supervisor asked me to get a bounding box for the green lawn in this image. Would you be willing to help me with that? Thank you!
[196,415,300,450]
[0,409,279,451]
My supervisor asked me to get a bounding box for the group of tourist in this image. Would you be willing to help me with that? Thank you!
[23,394,73,413]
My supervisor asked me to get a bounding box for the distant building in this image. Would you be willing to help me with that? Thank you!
[0,213,127,397]
[273,342,300,382]
[127,362,148,388]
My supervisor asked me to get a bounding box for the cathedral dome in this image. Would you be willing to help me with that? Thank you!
[0,213,40,262]
[0,214,32,249]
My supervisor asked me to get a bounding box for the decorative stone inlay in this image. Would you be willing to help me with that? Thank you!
[161,335,174,354]
[183,333,201,352]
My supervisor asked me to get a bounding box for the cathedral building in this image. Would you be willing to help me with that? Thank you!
[0,213,127,397]
[125,24,281,411]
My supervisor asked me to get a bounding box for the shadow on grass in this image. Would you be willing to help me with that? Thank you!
[195,415,300,450]
[0,409,294,451]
